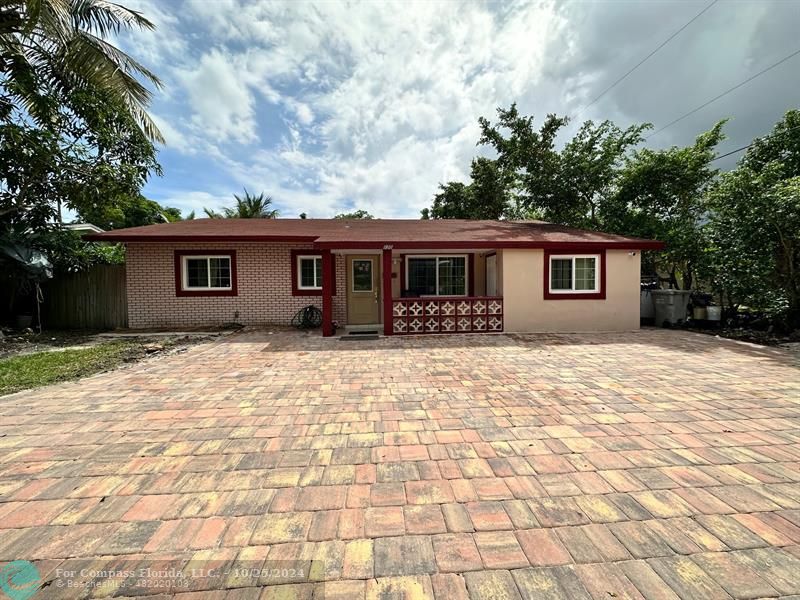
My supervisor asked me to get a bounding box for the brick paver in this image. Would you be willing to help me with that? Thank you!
[1,328,799,599]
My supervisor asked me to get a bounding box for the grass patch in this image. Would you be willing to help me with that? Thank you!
[0,340,147,396]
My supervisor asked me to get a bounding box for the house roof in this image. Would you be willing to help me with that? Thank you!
[86,218,664,249]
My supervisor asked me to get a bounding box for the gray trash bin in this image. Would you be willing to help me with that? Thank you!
[640,289,655,322]
[652,289,691,326]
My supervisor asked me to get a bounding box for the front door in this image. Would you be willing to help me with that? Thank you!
[346,255,380,324]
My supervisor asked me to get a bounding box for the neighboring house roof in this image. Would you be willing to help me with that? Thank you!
[86,218,664,249]
[65,223,105,235]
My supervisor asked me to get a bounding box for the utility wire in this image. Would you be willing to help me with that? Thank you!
[711,123,800,162]
[647,48,800,139]
[573,0,718,120]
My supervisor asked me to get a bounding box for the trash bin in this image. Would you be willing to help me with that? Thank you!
[652,289,691,327]
[640,289,655,323]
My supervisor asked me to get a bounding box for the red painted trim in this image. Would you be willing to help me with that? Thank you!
[321,250,334,336]
[290,249,336,297]
[174,250,238,297]
[468,253,475,297]
[399,254,406,295]
[543,249,606,300]
[314,240,664,250]
[382,249,393,336]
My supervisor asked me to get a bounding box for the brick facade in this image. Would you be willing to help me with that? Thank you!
[126,242,346,329]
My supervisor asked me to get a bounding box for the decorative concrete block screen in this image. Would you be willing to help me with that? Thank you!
[391,297,503,334]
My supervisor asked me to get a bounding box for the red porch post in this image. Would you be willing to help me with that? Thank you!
[321,249,334,337]
[382,246,393,336]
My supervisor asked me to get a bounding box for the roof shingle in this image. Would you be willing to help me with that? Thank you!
[87,218,663,249]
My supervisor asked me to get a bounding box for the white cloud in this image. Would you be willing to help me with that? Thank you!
[150,113,192,153]
[176,49,257,144]
[151,190,232,216]
[156,1,563,216]
[132,0,800,217]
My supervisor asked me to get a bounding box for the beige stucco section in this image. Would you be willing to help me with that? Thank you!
[501,248,641,332]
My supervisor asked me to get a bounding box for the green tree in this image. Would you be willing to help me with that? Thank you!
[430,182,471,219]
[476,105,647,227]
[608,122,726,289]
[1,0,163,141]
[334,209,374,219]
[205,190,279,219]
[0,87,161,233]
[478,105,565,216]
[741,109,800,178]
[77,194,182,230]
[557,120,650,227]
[427,158,509,219]
[702,111,800,326]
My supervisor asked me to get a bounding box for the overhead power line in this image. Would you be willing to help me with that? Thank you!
[647,47,800,140]
[573,0,718,120]
[711,122,800,162]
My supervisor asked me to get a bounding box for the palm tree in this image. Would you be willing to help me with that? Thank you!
[0,0,163,142]
[204,189,279,219]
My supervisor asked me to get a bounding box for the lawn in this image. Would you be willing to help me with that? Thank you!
[0,340,147,395]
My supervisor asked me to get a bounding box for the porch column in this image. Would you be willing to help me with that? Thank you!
[321,249,334,337]
[382,246,393,336]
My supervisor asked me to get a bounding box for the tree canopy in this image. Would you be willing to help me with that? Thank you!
[1,0,166,289]
[1,0,163,142]
[334,209,374,219]
[703,111,800,327]
[427,158,508,220]
[423,103,800,327]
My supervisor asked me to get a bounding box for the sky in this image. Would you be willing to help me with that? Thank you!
[119,0,800,219]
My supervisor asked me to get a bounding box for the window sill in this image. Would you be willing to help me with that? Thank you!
[292,288,323,297]
[176,289,238,297]
[543,290,606,300]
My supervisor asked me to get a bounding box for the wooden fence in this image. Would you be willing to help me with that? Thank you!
[42,264,127,329]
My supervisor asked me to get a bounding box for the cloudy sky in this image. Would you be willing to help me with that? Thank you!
[119,0,800,219]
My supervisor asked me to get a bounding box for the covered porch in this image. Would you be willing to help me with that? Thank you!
[319,246,503,336]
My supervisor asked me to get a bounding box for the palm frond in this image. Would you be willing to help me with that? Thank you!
[72,0,155,36]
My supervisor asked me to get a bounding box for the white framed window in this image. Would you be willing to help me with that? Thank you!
[405,255,468,296]
[549,255,599,293]
[181,255,232,290]
[297,255,323,290]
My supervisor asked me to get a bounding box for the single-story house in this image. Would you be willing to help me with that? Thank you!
[88,219,663,336]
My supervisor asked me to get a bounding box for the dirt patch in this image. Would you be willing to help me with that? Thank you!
[685,325,800,350]
[0,330,104,359]
[0,329,222,360]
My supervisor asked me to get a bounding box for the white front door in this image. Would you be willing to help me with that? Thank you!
[486,254,497,296]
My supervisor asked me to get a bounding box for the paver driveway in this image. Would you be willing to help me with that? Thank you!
[1,329,799,600]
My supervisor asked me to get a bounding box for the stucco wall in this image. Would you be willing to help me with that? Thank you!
[501,249,641,332]
[126,242,346,329]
